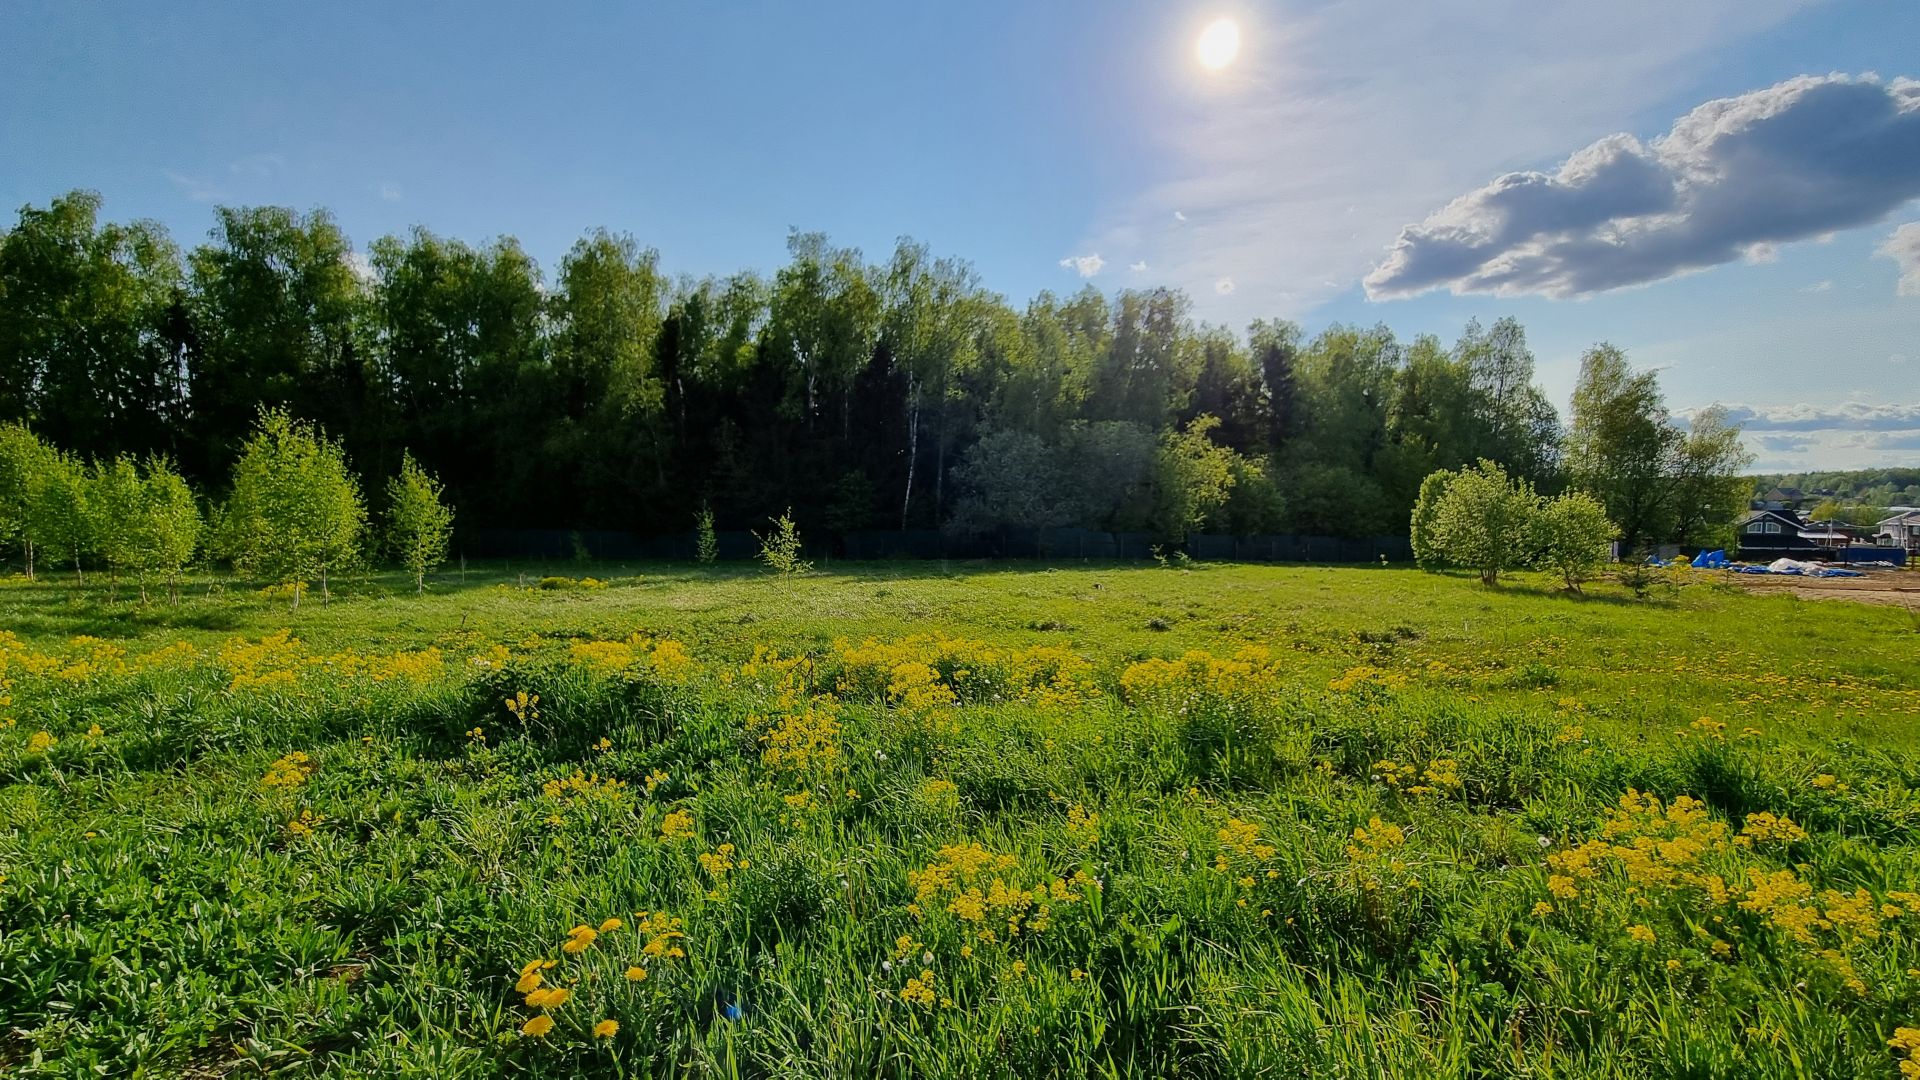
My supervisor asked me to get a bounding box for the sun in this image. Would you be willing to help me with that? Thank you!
[1196,18,1240,71]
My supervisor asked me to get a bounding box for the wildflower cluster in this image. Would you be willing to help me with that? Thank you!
[1119,646,1286,709]
[1541,789,1920,996]
[906,842,1097,947]
[568,632,697,684]
[1371,757,1462,798]
[260,751,315,789]
[833,636,1099,713]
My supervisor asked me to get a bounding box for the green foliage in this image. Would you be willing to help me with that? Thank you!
[1409,468,1455,570]
[1532,490,1617,591]
[1152,414,1236,542]
[3,190,1763,554]
[223,408,367,604]
[1423,460,1540,585]
[136,456,201,601]
[695,504,718,564]
[386,452,454,593]
[755,509,811,575]
[0,424,55,576]
[27,448,94,580]
[87,456,146,592]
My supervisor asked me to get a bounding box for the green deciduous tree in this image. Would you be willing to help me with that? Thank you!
[137,456,200,602]
[386,452,454,593]
[29,449,93,582]
[1424,460,1541,585]
[89,456,146,597]
[1153,415,1237,543]
[0,423,55,577]
[224,408,366,606]
[1409,468,1456,570]
[1532,491,1616,592]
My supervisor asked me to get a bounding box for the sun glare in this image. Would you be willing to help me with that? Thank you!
[1196,18,1240,71]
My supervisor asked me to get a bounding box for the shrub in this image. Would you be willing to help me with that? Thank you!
[1422,460,1540,586]
[695,504,718,564]
[1532,491,1616,592]
[755,509,810,576]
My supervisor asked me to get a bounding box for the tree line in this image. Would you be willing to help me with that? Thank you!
[0,189,1750,555]
[0,411,451,603]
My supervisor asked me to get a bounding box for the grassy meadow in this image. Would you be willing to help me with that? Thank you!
[2,561,1919,1077]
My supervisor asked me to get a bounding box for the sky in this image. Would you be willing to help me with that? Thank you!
[2,0,1916,472]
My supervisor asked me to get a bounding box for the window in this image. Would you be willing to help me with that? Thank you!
[1746,520,1782,534]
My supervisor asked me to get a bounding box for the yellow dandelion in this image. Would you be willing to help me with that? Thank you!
[521,1014,554,1037]
[625,966,648,982]
[599,917,623,933]
[594,1018,619,1038]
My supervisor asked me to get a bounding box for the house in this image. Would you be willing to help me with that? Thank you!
[1876,510,1920,555]
[1735,509,1822,559]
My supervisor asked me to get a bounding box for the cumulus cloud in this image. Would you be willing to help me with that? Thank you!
[1129,261,1148,272]
[1173,211,1187,222]
[1880,222,1920,296]
[1058,253,1105,278]
[1685,401,1920,432]
[342,250,376,282]
[1214,277,1235,295]
[1366,74,1920,300]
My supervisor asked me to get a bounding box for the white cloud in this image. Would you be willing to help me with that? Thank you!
[1072,1,1808,319]
[1214,277,1235,295]
[1800,280,1833,293]
[1683,401,1920,432]
[1367,74,1920,300]
[1880,222,1920,296]
[1058,253,1105,278]
[1129,260,1148,272]
[378,182,403,202]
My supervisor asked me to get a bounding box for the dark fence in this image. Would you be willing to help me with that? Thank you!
[460,527,1412,564]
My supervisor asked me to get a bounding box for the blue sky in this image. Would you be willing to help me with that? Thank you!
[3,1,1916,470]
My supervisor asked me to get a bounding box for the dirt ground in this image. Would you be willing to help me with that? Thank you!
[1725,569,1920,609]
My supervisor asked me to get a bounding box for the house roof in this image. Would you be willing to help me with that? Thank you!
[1877,510,1920,526]
[1740,509,1801,526]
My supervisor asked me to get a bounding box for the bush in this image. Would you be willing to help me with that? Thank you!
[755,509,810,576]
[1532,491,1615,592]
[1422,460,1540,585]
[695,504,718,564]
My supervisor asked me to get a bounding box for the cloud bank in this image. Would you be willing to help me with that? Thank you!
[1694,401,1920,432]
[1881,222,1920,296]
[1366,74,1920,299]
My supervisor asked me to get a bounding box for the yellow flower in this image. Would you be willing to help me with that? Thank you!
[599,917,623,933]
[625,966,648,982]
[515,971,543,994]
[27,730,56,754]
[540,987,570,1008]
[521,1014,553,1037]
[594,1018,619,1038]
[1626,924,1656,945]
[1531,901,1553,917]
[661,809,695,840]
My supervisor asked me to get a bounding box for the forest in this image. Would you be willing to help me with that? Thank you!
[0,191,1751,552]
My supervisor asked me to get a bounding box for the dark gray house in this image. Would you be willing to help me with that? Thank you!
[1734,510,1821,560]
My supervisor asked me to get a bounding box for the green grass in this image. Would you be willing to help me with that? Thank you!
[1,561,1918,1077]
